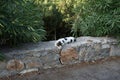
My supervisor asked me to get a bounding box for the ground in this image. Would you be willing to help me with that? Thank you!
[0,57,120,80]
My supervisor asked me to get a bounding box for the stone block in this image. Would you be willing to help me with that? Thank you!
[60,48,79,64]
[26,62,42,69]
[0,61,7,70]
[78,43,110,62]
[39,50,60,68]
[19,68,38,75]
[6,59,24,71]
[22,57,43,69]
[110,45,120,56]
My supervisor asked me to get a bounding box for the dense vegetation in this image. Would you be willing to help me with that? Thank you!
[72,0,120,37]
[0,0,120,60]
[0,0,46,46]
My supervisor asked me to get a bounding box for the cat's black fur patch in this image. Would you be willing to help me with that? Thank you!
[55,37,76,49]
[62,40,65,43]
[74,38,76,42]
[70,39,73,43]
[67,42,70,44]
[56,41,62,46]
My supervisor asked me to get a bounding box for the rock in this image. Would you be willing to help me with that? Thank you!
[26,62,42,69]
[6,59,24,71]
[0,70,9,78]
[21,57,43,69]
[40,51,60,67]
[110,45,120,56]
[0,70,17,78]
[102,44,110,49]
[0,61,7,70]
[78,43,110,62]
[60,48,79,64]
[43,60,61,69]
[19,68,38,75]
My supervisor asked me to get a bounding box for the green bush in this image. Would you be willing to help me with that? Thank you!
[72,0,120,37]
[0,0,46,46]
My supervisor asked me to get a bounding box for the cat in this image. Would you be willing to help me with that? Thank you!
[55,37,76,49]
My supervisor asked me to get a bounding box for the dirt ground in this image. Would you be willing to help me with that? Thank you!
[0,56,120,80]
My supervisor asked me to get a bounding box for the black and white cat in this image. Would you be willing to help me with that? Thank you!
[55,37,76,49]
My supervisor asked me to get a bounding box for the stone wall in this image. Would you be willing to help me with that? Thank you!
[0,36,120,77]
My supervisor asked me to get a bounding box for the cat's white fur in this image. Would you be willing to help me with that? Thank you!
[55,37,76,49]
